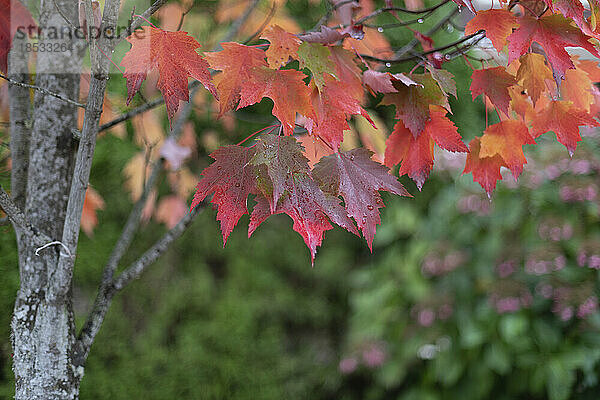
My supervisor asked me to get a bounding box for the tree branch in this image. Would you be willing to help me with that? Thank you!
[113,204,203,291]
[52,0,124,303]
[0,73,85,108]
[0,185,52,245]
[7,30,33,211]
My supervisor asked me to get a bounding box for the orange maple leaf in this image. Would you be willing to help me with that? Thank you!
[309,77,374,149]
[464,9,518,53]
[479,120,535,178]
[260,25,301,69]
[562,68,594,112]
[204,42,268,117]
[121,26,217,121]
[507,14,600,80]
[470,67,517,116]
[515,53,554,105]
[240,67,315,136]
[81,187,105,237]
[463,137,507,197]
[531,100,600,155]
[385,106,467,189]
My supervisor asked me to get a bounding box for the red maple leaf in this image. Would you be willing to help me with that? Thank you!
[121,26,217,121]
[309,76,374,149]
[362,69,419,94]
[206,43,314,136]
[507,14,600,80]
[531,100,600,155]
[203,42,268,116]
[554,0,587,33]
[463,137,507,197]
[470,67,517,116]
[0,0,36,73]
[479,120,535,178]
[385,106,467,189]
[249,134,358,262]
[464,9,519,53]
[382,73,449,137]
[190,145,257,245]
[313,148,409,250]
[329,47,364,100]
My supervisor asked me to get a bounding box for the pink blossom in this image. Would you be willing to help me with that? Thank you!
[339,357,358,374]
[362,345,386,368]
[418,309,435,327]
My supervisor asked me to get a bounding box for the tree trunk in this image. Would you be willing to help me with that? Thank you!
[10,0,84,398]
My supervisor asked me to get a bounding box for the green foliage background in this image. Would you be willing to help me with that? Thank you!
[1,1,600,399]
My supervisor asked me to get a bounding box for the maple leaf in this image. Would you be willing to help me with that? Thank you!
[297,42,337,91]
[309,76,375,149]
[427,66,457,98]
[121,26,217,121]
[249,188,353,264]
[507,14,600,80]
[204,42,268,117]
[464,9,519,53]
[479,120,535,178]
[249,134,358,262]
[260,25,301,69]
[470,67,517,115]
[531,100,600,155]
[382,73,449,137]
[562,68,594,112]
[553,0,586,33]
[576,57,600,81]
[297,134,335,167]
[313,148,409,250]
[362,70,419,94]
[463,137,508,197]
[190,145,257,245]
[81,187,105,237]
[329,47,364,100]
[515,53,554,105]
[0,0,36,73]
[385,106,467,189]
[508,86,536,122]
[239,67,315,136]
[250,134,310,211]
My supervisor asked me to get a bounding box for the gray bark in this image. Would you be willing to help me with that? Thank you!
[11,0,84,398]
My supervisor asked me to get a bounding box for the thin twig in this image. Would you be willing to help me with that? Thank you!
[118,0,171,43]
[0,74,85,108]
[355,0,450,24]
[243,2,277,44]
[176,2,195,31]
[113,205,204,291]
[312,0,356,31]
[362,30,484,64]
